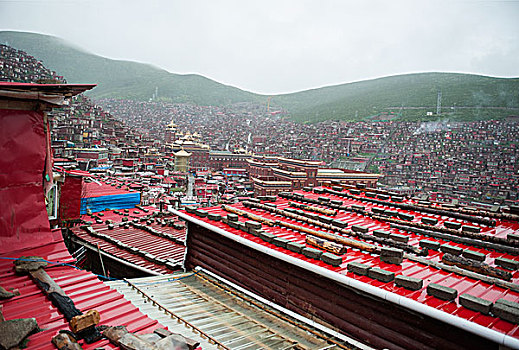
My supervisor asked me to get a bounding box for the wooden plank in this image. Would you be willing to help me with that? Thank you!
[306,235,346,255]
[441,254,512,281]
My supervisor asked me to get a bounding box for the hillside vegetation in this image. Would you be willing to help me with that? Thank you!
[273,73,519,122]
[0,31,260,105]
[2,31,518,121]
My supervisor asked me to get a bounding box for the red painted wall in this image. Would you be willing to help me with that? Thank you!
[0,109,54,253]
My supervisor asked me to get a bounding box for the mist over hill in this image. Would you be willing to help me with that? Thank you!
[0,31,260,106]
[1,31,518,121]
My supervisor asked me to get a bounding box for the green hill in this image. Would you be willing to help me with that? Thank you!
[273,73,519,122]
[0,31,261,105]
[1,31,518,121]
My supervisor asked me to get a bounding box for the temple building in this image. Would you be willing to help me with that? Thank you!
[164,120,178,143]
[166,126,252,171]
[248,155,381,196]
[208,149,252,171]
[174,148,191,172]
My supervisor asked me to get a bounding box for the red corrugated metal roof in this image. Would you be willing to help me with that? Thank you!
[80,207,157,224]
[0,233,162,349]
[82,181,137,198]
[71,207,186,274]
[65,169,93,177]
[180,187,519,339]
[79,176,172,195]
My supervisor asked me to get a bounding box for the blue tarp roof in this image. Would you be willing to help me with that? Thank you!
[90,165,112,170]
[80,192,141,214]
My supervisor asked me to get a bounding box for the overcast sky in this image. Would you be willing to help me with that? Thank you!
[1,0,518,94]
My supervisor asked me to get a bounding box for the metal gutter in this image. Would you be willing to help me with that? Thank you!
[173,209,519,349]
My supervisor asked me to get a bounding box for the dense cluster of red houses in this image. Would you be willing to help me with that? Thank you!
[98,98,518,206]
[3,43,518,206]
[372,120,519,205]
[0,44,66,83]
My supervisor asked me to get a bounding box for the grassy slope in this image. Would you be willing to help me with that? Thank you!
[273,73,519,122]
[0,31,261,105]
[2,31,518,121]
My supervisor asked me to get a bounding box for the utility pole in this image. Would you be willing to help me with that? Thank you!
[436,90,442,115]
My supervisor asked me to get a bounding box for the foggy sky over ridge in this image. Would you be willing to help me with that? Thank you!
[1,0,518,94]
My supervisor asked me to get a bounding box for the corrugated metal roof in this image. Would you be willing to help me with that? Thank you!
[71,207,186,274]
[107,271,355,350]
[0,236,162,349]
[80,207,158,224]
[107,276,219,350]
[82,181,138,198]
[178,187,519,340]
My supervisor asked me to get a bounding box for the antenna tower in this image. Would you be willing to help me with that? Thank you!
[436,91,442,115]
